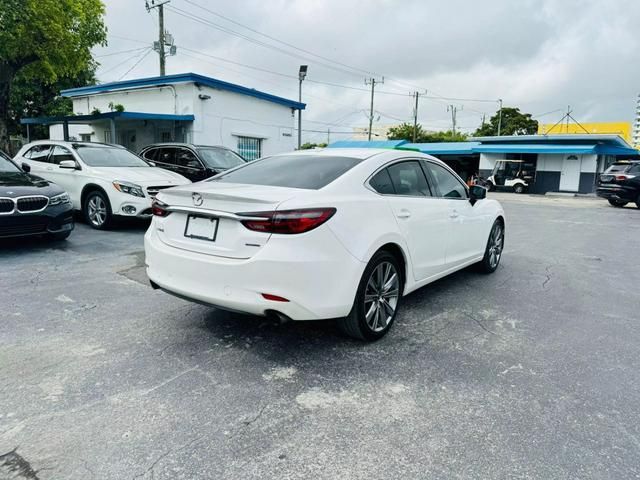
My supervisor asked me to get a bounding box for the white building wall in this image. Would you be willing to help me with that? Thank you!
[49,124,93,141]
[479,153,503,173]
[68,83,297,155]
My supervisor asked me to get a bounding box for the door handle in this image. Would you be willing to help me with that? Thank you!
[46,167,54,171]
[396,210,411,219]
[449,210,459,219]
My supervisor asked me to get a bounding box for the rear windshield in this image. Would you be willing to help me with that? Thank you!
[212,155,362,189]
[605,163,632,173]
[197,147,245,170]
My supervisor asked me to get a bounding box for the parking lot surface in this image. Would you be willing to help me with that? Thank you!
[1,194,639,479]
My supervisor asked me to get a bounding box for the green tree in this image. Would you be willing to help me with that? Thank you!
[9,66,97,140]
[387,122,468,143]
[474,107,538,137]
[0,0,107,151]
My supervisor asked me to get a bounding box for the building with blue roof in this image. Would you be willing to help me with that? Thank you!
[21,72,305,160]
[328,135,639,194]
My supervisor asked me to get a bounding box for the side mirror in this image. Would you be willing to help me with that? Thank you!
[59,160,78,169]
[21,162,31,173]
[469,185,487,205]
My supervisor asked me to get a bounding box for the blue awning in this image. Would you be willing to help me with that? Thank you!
[21,111,195,125]
[474,143,640,156]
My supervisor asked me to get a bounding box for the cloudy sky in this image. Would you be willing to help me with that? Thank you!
[94,0,640,143]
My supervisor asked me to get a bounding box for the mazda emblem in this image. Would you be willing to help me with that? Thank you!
[192,192,203,206]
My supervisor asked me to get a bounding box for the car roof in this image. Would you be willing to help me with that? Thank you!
[274,148,404,160]
[23,140,123,149]
[141,143,231,150]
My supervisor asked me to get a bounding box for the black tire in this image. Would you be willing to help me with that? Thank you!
[338,250,403,341]
[608,199,628,208]
[83,190,113,230]
[48,231,71,241]
[477,219,504,274]
[635,195,640,209]
[513,183,525,194]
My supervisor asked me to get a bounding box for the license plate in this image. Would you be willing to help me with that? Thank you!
[600,175,613,182]
[184,215,219,241]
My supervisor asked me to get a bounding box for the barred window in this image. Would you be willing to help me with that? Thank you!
[236,136,262,161]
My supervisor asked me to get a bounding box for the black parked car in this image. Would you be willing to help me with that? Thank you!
[139,143,246,182]
[596,160,640,208]
[0,151,74,240]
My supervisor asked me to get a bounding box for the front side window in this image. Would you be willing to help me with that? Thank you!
[26,145,52,163]
[386,161,431,197]
[74,146,149,167]
[197,147,245,170]
[156,148,176,166]
[236,136,261,161]
[425,162,468,199]
[175,148,201,169]
[214,155,362,190]
[50,146,75,165]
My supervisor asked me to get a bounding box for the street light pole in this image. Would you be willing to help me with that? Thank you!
[497,98,503,136]
[298,65,307,149]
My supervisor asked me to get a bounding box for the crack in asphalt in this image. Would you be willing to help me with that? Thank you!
[542,265,553,289]
[463,312,501,338]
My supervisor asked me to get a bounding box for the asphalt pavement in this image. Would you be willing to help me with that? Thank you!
[1,194,639,479]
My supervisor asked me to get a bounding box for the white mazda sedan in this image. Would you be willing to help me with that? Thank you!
[15,141,190,229]
[145,148,505,340]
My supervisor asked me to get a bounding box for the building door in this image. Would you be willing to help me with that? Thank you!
[560,155,581,191]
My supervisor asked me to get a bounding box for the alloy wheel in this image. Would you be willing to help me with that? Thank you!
[488,223,504,269]
[363,261,400,332]
[87,195,107,227]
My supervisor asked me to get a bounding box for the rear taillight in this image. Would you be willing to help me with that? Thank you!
[152,200,170,217]
[239,208,336,234]
[616,174,635,181]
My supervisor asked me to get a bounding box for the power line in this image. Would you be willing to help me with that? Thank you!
[118,48,153,80]
[98,49,152,77]
[95,47,148,58]
[179,0,380,79]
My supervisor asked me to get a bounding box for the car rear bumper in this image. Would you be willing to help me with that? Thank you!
[0,205,74,239]
[144,222,365,321]
[596,186,636,202]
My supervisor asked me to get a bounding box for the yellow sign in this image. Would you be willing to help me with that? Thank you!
[538,121,632,144]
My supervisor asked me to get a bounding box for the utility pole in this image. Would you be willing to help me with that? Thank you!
[365,77,383,141]
[297,65,308,149]
[146,0,176,76]
[447,105,461,136]
[497,98,503,136]
[327,128,330,145]
[412,91,419,143]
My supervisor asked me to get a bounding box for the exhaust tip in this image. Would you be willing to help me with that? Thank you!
[265,310,292,325]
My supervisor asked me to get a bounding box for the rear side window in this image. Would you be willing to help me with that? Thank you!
[370,169,396,194]
[626,164,640,174]
[386,161,431,197]
[142,148,157,161]
[425,162,468,199]
[26,145,52,163]
[606,163,631,173]
[214,155,362,190]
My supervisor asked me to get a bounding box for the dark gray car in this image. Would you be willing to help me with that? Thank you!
[139,143,246,182]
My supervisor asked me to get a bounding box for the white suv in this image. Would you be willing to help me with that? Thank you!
[15,141,190,229]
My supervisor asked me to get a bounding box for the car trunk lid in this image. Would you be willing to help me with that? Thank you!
[155,182,301,259]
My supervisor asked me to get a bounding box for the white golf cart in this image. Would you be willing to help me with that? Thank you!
[486,159,534,194]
